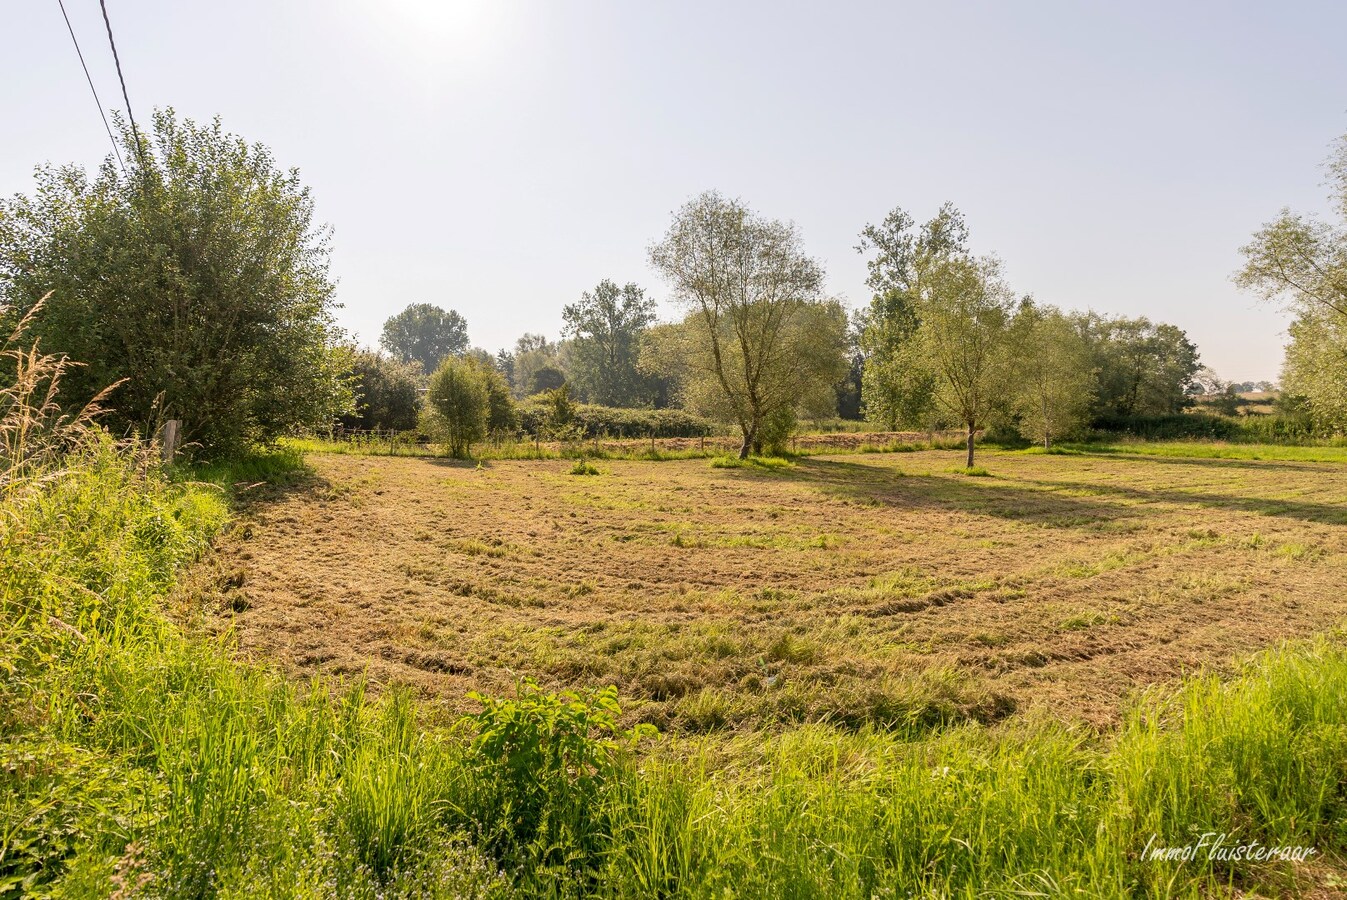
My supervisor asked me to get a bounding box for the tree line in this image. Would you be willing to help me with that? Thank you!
[14,110,1325,463]
[373,193,1202,462]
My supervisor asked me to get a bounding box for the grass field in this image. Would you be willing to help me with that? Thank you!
[10,439,1347,897]
[189,446,1347,735]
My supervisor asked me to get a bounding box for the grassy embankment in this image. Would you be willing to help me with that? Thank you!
[3,435,1346,897]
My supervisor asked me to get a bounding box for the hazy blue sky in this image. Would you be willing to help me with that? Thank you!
[7,1,1345,380]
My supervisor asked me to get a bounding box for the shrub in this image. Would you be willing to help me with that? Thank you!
[758,406,796,456]
[0,110,352,456]
[340,349,421,432]
[569,458,600,476]
[516,401,715,440]
[455,680,654,872]
[425,358,487,458]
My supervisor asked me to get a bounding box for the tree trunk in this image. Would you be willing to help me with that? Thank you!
[965,422,976,469]
[738,427,753,459]
[1044,433,1051,450]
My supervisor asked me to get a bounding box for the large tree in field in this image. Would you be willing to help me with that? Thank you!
[1009,302,1096,448]
[913,254,1017,468]
[562,279,656,406]
[857,203,967,432]
[0,109,350,455]
[647,192,847,458]
[380,303,470,372]
[1238,131,1347,428]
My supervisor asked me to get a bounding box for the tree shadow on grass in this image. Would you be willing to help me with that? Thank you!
[791,458,1137,529]
[1021,476,1347,527]
[1065,449,1345,475]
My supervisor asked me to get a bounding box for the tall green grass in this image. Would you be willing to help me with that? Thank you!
[4,440,1346,896]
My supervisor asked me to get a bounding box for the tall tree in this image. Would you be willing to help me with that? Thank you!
[0,109,350,455]
[648,192,847,457]
[1280,310,1347,428]
[1238,130,1347,428]
[857,204,967,431]
[1009,302,1096,448]
[561,279,656,406]
[1237,131,1347,319]
[380,303,469,372]
[913,254,1017,468]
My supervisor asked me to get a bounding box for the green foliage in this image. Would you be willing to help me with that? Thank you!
[341,349,422,432]
[425,357,487,458]
[757,405,797,456]
[516,400,712,440]
[562,279,657,407]
[648,192,849,458]
[8,429,1347,896]
[709,455,792,470]
[0,110,352,456]
[1010,302,1096,448]
[1077,313,1201,418]
[458,681,654,871]
[538,383,581,442]
[568,458,600,476]
[380,303,470,373]
[913,253,1017,467]
[857,204,966,433]
[1280,309,1347,431]
[465,356,517,436]
[502,333,564,400]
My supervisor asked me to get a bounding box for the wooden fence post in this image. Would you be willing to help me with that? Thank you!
[158,419,181,463]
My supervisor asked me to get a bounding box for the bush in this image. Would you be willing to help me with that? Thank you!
[0,110,351,456]
[1090,412,1334,444]
[456,681,654,872]
[425,358,487,458]
[516,400,715,440]
[569,458,600,476]
[758,406,796,456]
[340,349,422,432]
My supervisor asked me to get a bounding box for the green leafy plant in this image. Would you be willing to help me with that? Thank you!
[569,458,600,476]
[457,680,655,871]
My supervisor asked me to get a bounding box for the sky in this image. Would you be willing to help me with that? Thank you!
[5,1,1345,382]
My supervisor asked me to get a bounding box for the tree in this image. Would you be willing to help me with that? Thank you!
[1009,303,1095,448]
[1076,314,1200,417]
[0,110,351,455]
[648,192,847,458]
[341,349,422,432]
[911,254,1017,468]
[562,279,656,406]
[1238,131,1347,428]
[857,204,968,432]
[1280,309,1347,429]
[380,303,469,372]
[464,355,517,435]
[508,333,563,398]
[425,357,486,457]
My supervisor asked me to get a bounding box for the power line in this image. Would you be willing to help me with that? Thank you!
[55,0,125,175]
[97,0,146,172]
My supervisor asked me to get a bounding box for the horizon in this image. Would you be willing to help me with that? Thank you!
[7,1,1347,381]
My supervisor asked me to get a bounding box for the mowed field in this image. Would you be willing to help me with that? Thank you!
[192,447,1347,734]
